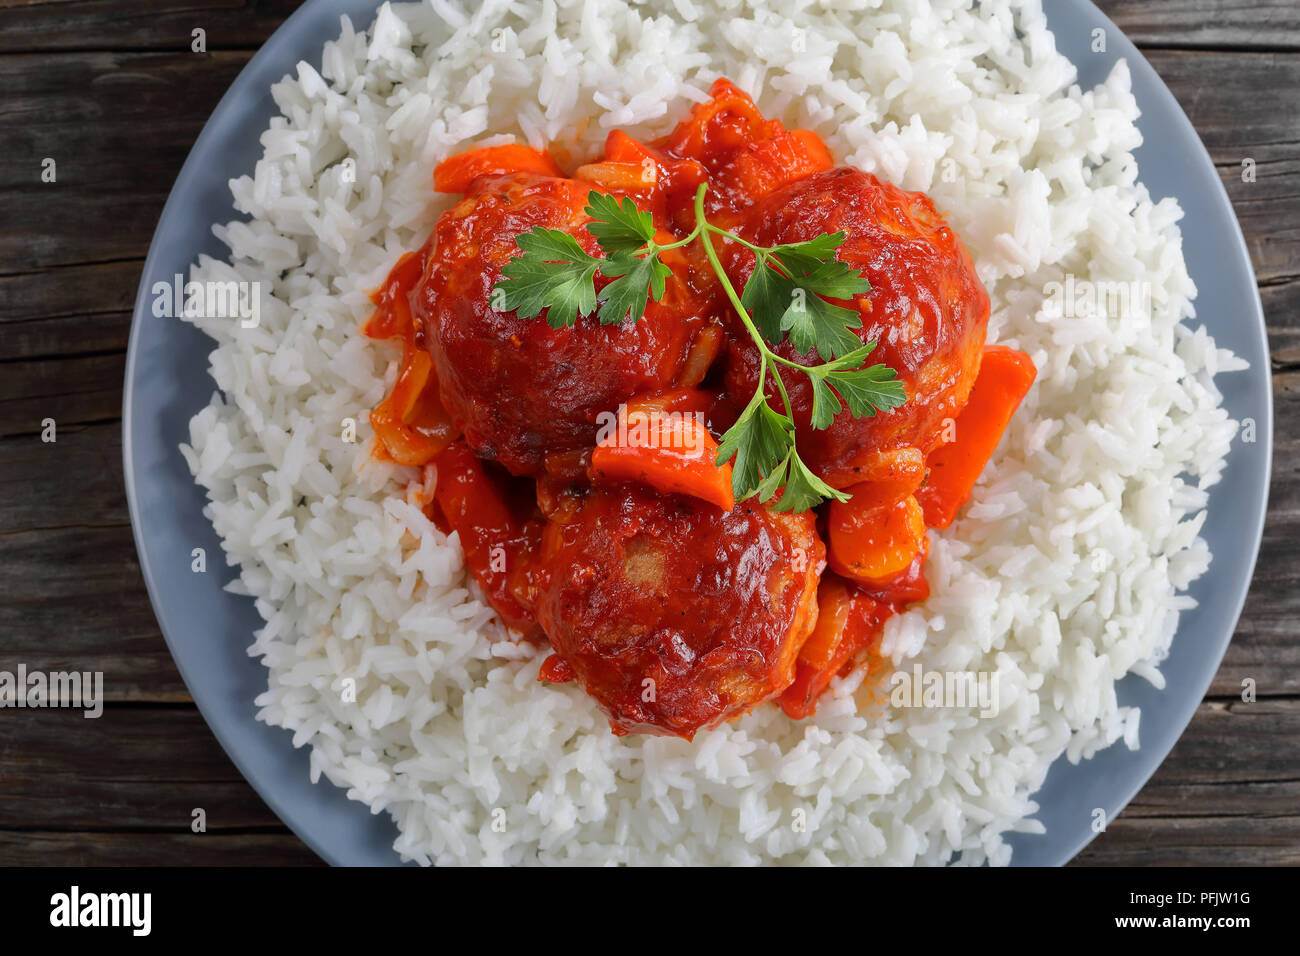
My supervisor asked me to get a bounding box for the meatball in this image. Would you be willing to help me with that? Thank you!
[721,167,990,486]
[534,485,825,739]
[413,172,715,476]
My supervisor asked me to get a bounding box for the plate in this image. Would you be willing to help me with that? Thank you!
[123,0,1273,866]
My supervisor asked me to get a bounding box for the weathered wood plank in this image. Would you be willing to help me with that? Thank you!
[2,0,1298,55]
[0,351,125,437]
[1074,699,1300,864]
[1138,51,1300,286]
[0,0,299,54]
[0,829,321,865]
[0,522,190,701]
[1074,814,1300,865]
[0,261,139,359]
[0,707,289,830]
[1,699,1295,862]
[1097,0,1300,51]
[0,422,128,532]
[1209,370,1300,697]
[1261,276,1300,366]
[0,50,251,272]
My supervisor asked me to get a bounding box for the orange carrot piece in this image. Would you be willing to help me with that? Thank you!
[433,144,563,194]
[369,348,457,466]
[794,577,853,674]
[779,579,888,720]
[717,126,834,202]
[574,160,658,192]
[827,493,927,585]
[661,78,767,164]
[820,445,926,492]
[589,402,734,511]
[915,345,1037,529]
[363,243,456,465]
[362,249,425,340]
[622,387,716,419]
[604,129,648,164]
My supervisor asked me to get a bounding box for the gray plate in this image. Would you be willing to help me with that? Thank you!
[123,0,1272,866]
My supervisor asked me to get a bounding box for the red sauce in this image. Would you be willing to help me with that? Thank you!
[360,79,992,736]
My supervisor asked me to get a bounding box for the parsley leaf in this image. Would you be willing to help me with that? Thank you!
[770,450,850,512]
[739,256,790,342]
[770,233,870,299]
[766,232,849,274]
[778,286,864,360]
[739,234,871,361]
[825,364,907,418]
[495,227,600,329]
[715,392,793,499]
[598,251,672,325]
[806,373,846,431]
[584,191,658,255]
[802,340,906,429]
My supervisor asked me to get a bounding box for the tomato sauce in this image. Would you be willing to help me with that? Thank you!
[359,78,1008,736]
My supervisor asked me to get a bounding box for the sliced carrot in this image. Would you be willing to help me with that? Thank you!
[574,160,658,192]
[836,458,925,511]
[362,248,425,340]
[716,126,834,203]
[589,402,734,511]
[820,445,926,492]
[433,144,563,194]
[779,578,889,720]
[604,129,653,164]
[856,535,931,606]
[915,345,1037,529]
[794,577,853,674]
[363,242,458,466]
[661,78,767,166]
[370,347,457,466]
[622,387,716,419]
[828,492,927,585]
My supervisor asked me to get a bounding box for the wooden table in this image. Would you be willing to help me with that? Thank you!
[1,0,1296,866]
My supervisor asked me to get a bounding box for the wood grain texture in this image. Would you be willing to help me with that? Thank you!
[1096,0,1300,51]
[0,50,254,272]
[2,0,1297,54]
[0,0,300,53]
[0,831,322,866]
[0,0,1295,866]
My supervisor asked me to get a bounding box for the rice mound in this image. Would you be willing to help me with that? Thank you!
[179,0,1244,865]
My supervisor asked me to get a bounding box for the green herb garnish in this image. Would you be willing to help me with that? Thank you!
[492,184,907,510]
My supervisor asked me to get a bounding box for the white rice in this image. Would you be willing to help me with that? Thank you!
[179,0,1245,865]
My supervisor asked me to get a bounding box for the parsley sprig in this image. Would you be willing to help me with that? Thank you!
[492,183,907,511]
[496,192,673,327]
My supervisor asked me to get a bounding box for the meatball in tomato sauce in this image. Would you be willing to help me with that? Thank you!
[413,172,716,476]
[722,167,989,486]
[535,486,824,739]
